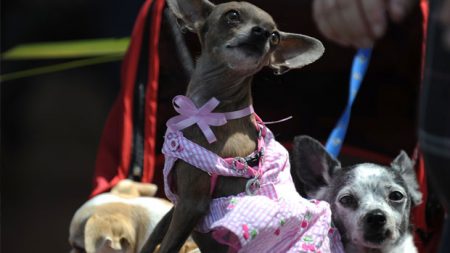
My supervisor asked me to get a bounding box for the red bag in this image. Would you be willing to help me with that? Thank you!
[90,0,165,197]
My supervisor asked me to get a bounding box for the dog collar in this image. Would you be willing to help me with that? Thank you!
[166,95,254,143]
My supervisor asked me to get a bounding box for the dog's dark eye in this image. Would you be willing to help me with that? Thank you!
[339,195,357,207]
[389,191,404,202]
[270,31,280,46]
[225,10,240,26]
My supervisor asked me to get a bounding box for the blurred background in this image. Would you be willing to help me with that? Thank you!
[1,0,424,252]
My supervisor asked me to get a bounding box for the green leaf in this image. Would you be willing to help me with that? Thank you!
[2,38,130,60]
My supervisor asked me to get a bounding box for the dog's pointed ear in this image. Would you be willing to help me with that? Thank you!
[269,32,324,75]
[391,151,423,206]
[291,135,341,198]
[166,0,215,33]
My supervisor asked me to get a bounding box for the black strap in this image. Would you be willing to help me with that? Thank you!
[128,2,155,181]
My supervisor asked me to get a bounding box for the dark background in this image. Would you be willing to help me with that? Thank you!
[1,0,423,252]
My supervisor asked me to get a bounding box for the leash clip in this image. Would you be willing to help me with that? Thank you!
[232,157,248,176]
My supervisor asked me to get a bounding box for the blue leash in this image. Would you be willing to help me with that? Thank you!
[325,48,372,158]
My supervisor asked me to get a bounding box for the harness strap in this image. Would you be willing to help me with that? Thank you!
[210,120,266,196]
[210,173,219,196]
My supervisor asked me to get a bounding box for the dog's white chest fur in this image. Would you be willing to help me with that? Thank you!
[345,233,417,253]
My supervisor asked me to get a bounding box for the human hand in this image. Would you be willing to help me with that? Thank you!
[313,0,418,48]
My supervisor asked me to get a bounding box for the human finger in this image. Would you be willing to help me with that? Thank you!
[360,0,388,39]
[313,0,351,46]
[335,0,375,47]
[388,0,418,23]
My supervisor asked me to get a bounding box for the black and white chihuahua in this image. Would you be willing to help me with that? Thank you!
[291,136,423,253]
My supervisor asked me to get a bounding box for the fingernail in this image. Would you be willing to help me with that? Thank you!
[373,23,385,38]
[390,0,404,21]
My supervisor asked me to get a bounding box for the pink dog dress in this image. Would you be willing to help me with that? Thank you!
[162,96,344,253]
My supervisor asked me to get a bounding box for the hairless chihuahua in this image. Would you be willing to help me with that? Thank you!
[140,1,339,252]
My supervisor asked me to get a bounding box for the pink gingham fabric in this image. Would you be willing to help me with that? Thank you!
[162,126,344,253]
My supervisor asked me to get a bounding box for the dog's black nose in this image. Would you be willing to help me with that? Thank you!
[365,210,387,228]
[251,26,270,39]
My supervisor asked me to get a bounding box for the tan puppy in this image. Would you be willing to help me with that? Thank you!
[69,180,197,253]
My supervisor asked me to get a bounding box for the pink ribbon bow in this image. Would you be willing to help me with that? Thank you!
[166,95,254,143]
